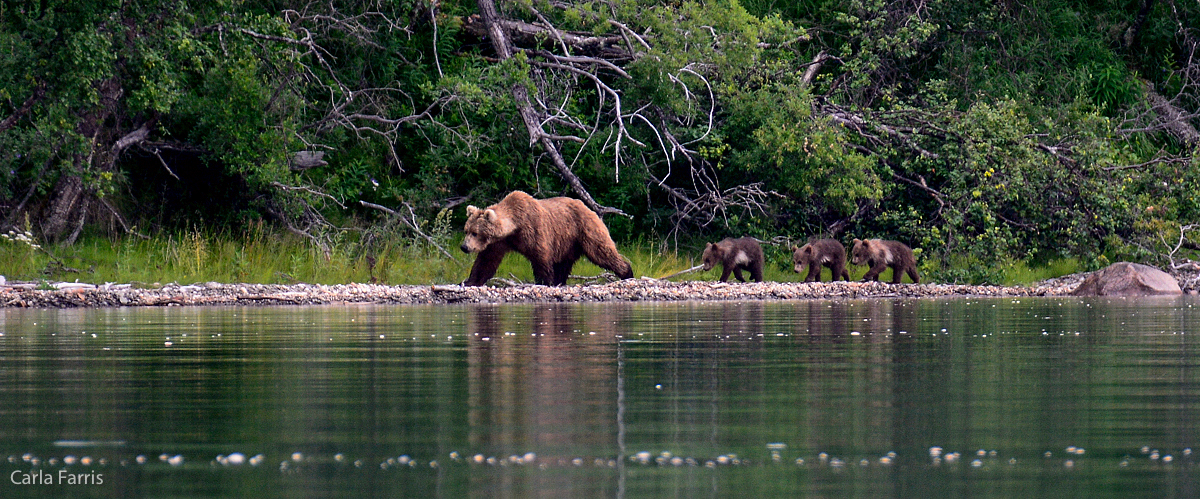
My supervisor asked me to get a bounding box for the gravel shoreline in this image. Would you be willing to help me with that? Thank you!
[0,276,1090,308]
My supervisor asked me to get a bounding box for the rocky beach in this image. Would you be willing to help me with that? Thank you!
[0,275,1101,308]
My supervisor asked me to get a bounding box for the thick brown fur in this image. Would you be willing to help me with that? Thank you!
[850,238,920,284]
[792,239,850,282]
[460,191,634,286]
[701,237,764,283]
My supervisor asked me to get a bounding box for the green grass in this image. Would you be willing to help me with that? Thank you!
[0,228,1079,286]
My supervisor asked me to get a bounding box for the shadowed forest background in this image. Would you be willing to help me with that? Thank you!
[2,0,1199,285]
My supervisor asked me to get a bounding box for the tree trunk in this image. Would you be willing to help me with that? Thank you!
[41,175,85,241]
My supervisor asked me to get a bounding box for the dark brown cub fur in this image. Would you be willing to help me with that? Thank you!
[792,239,850,282]
[701,237,764,283]
[850,238,920,284]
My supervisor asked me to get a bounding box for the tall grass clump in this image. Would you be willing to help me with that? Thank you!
[0,225,1084,286]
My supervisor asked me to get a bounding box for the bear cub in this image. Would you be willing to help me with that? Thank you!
[702,237,764,283]
[460,191,633,286]
[792,239,850,282]
[850,238,920,284]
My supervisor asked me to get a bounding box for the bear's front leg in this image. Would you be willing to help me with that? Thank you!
[862,261,887,282]
[890,265,905,284]
[804,265,820,282]
[464,244,510,286]
[733,268,747,282]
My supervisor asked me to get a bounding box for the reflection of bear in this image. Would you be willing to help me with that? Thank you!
[702,237,764,283]
[850,238,920,284]
[792,239,850,282]
[460,191,634,286]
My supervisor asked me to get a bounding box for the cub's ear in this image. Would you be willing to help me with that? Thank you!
[852,238,862,244]
[860,239,870,249]
[466,205,480,217]
[791,245,799,252]
[484,208,498,221]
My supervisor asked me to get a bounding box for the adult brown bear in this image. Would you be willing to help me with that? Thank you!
[792,239,850,282]
[460,191,634,286]
[701,237,764,283]
[850,238,920,284]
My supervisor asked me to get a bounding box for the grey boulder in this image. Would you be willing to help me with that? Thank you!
[1071,262,1182,296]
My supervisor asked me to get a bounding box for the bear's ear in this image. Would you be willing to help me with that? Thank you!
[484,208,498,221]
[860,239,870,249]
[852,238,862,244]
[466,205,480,217]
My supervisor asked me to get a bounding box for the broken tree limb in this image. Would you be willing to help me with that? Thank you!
[474,0,629,219]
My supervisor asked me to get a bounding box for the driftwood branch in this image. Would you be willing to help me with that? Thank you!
[658,264,704,280]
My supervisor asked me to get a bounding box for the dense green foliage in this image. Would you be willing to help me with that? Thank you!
[2,0,1198,284]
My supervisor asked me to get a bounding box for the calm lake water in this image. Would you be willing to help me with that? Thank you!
[1,297,1199,498]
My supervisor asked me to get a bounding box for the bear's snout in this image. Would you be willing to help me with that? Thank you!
[460,242,472,253]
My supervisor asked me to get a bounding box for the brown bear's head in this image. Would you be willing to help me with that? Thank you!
[461,205,518,253]
[792,244,813,273]
[701,242,724,271]
[850,238,869,266]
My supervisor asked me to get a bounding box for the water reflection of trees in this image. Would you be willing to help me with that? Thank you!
[465,303,628,495]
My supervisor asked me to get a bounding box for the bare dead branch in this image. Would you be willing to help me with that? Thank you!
[97,198,149,239]
[891,172,947,215]
[149,147,180,181]
[359,200,458,260]
[801,50,829,86]
[1102,154,1192,171]
[271,181,347,209]
[0,84,45,132]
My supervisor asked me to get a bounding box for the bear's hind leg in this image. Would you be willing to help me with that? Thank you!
[733,267,747,282]
[579,231,633,279]
[906,267,921,284]
[834,263,850,281]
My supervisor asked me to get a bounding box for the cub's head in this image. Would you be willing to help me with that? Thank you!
[850,238,870,266]
[792,244,814,273]
[460,205,517,253]
[701,242,724,271]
